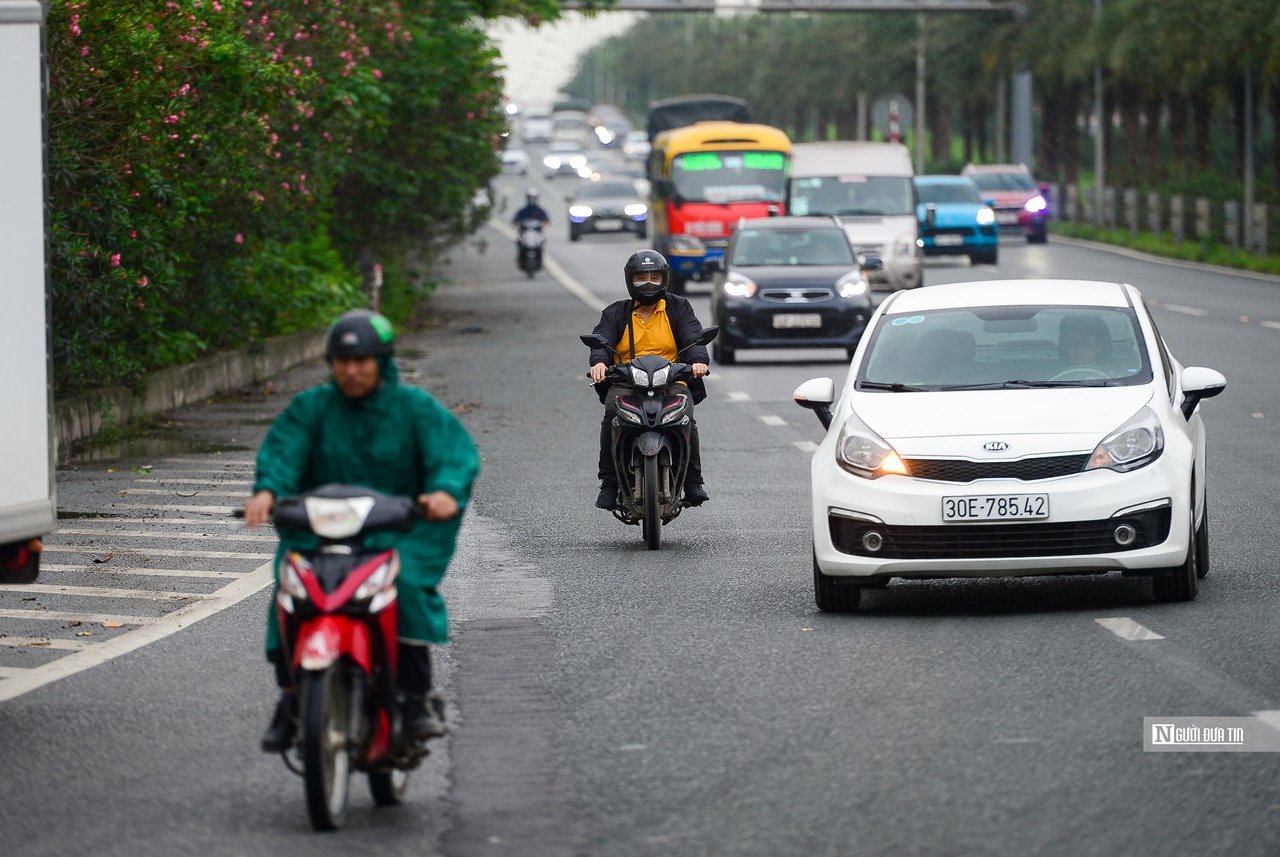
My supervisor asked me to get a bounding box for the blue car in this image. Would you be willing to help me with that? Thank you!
[913,175,999,265]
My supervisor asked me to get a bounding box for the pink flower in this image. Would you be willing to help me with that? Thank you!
[110,253,121,267]
[164,114,180,124]
[130,230,138,238]
[234,233,244,244]
[137,276,149,287]
[80,46,90,57]
[371,69,382,80]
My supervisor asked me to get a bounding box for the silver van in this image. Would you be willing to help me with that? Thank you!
[787,142,923,293]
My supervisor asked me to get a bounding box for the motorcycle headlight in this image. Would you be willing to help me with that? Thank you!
[1086,406,1164,472]
[835,271,869,298]
[669,234,706,253]
[1024,195,1048,214]
[723,272,757,298]
[976,206,996,226]
[660,395,688,424]
[630,366,650,387]
[624,203,648,217]
[836,411,909,479]
[650,366,670,387]
[279,555,310,600]
[569,205,593,219]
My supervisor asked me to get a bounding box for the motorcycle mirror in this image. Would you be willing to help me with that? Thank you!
[580,334,610,349]
[695,326,719,346]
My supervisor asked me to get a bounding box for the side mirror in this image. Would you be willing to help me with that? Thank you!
[580,334,610,349]
[793,377,836,430]
[984,197,997,208]
[1179,366,1226,419]
[695,326,719,346]
[925,203,937,229]
[859,254,884,272]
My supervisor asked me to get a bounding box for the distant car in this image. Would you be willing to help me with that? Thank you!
[622,130,651,162]
[961,163,1049,243]
[567,179,648,241]
[499,146,530,176]
[708,216,876,364]
[543,139,590,179]
[913,175,999,265]
[792,279,1227,612]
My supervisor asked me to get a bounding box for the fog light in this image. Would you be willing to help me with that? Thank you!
[861,530,884,553]
[1113,523,1137,547]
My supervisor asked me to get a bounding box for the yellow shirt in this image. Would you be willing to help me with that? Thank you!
[612,299,677,364]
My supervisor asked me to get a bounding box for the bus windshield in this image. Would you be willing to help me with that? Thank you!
[789,175,914,217]
[671,150,788,204]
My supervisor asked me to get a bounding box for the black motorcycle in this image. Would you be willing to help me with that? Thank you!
[517,218,545,278]
[580,327,718,550]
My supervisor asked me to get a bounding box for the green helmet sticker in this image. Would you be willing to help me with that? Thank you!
[369,313,394,343]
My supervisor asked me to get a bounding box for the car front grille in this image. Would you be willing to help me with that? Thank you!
[829,507,1172,559]
[903,455,1090,483]
[759,288,835,303]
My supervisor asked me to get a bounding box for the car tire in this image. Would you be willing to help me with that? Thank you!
[1027,231,1048,244]
[570,228,580,242]
[813,551,861,612]
[712,341,735,365]
[1195,501,1210,579]
[1153,513,1199,602]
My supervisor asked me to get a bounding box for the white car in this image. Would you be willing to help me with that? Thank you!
[792,279,1226,611]
[500,147,530,175]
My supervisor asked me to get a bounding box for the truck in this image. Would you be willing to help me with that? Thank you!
[645,94,753,144]
[0,2,53,584]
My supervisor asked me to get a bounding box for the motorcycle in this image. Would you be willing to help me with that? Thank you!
[517,218,545,278]
[580,327,718,550]
[268,484,433,831]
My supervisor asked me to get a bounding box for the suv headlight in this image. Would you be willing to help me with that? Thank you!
[1024,195,1048,214]
[836,411,909,478]
[1086,406,1164,472]
[624,203,648,217]
[895,233,917,258]
[569,205,593,219]
[976,206,996,226]
[835,271,868,298]
[723,272,757,298]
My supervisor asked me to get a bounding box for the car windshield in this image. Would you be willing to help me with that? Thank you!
[970,172,1037,192]
[857,305,1153,390]
[915,181,981,205]
[576,182,636,199]
[671,150,788,203]
[731,228,855,266]
[550,141,581,153]
[789,175,914,217]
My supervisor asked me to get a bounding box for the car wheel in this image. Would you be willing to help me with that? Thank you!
[570,228,580,242]
[712,341,735,365]
[1027,231,1048,244]
[1152,512,1199,602]
[1195,501,1210,579]
[813,551,861,612]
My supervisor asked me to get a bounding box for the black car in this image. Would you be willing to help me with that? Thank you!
[567,179,648,241]
[708,216,876,364]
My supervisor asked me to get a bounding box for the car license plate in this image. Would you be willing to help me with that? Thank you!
[594,218,623,230]
[942,494,1049,522]
[935,234,964,246]
[996,211,1019,225]
[772,313,822,329]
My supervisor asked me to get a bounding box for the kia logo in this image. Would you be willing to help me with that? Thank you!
[983,441,1010,452]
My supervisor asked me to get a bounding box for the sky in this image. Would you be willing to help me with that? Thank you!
[486,12,641,109]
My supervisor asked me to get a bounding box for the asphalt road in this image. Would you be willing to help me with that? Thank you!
[3,146,1280,856]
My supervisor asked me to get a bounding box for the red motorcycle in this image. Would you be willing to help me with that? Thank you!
[270,484,431,831]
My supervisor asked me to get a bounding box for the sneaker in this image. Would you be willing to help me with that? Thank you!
[402,693,446,741]
[261,694,297,753]
[682,482,710,507]
[595,481,621,510]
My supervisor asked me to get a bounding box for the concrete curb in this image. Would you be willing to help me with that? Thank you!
[55,329,326,458]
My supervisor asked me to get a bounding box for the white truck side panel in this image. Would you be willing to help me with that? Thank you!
[0,3,55,544]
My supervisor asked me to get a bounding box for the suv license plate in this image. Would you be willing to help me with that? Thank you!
[935,234,964,246]
[773,313,822,329]
[942,494,1049,522]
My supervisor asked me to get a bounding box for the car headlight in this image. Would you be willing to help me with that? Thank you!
[569,155,587,168]
[895,233,917,257]
[543,156,560,168]
[1086,406,1164,472]
[1024,195,1048,214]
[723,272,757,298]
[976,206,996,226]
[836,411,909,478]
[624,203,648,217]
[835,271,868,298]
[569,205,593,219]
[669,234,706,253]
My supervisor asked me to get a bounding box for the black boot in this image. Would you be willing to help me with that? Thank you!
[683,420,709,506]
[596,479,621,510]
[683,481,710,506]
[597,417,619,510]
[261,692,297,753]
[401,690,447,741]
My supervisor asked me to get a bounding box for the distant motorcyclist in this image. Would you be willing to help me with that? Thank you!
[588,250,711,510]
[512,188,550,226]
[244,309,480,752]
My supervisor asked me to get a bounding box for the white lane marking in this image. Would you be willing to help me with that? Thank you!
[1261,321,1280,331]
[42,563,245,580]
[54,528,273,542]
[132,478,254,487]
[0,558,274,702]
[0,636,88,651]
[0,609,157,625]
[1095,617,1165,641]
[1254,413,1266,419]
[93,503,237,514]
[0,667,35,679]
[121,488,245,497]
[728,391,751,402]
[1240,315,1250,323]
[489,219,605,313]
[760,415,787,426]
[1251,711,1280,735]
[0,584,210,602]
[1163,304,1208,317]
[42,545,272,560]
[157,457,253,466]
[56,518,257,527]
[793,441,820,453]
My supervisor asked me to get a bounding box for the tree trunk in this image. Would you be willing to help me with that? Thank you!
[1169,97,1188,180]
[1192,90,1213,174]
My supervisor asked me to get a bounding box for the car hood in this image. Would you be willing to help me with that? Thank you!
[838,220,909,244]
[734,265,860,286]
[916,202,985,227]
[851,386,1155,457]
[572,194,642,208]
[979,190,1037,207]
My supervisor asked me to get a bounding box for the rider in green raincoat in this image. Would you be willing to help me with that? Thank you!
[244,309,479,751]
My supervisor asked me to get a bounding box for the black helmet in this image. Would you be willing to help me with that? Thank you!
[325,309,395,360]
[623,249,670,305]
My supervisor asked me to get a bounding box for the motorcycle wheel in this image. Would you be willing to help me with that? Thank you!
[369,768,410,806]
[302,666,353,831]
[642,455,661,550]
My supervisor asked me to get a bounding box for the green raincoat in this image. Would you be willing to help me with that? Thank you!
[254,359,479,653]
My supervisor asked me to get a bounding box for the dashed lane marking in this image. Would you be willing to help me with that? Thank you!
[0,584,212,601]
[42,545,273,560]
[728,391,752,401]
[54,528,274,542]
[793,441,820,453]
[1096,617,1165,641]
[1261,321,1280,331]
[120,488,246,497]
[760,415,787,426]
[54,518,258,527]
[1163,304,1209,317]
[0,636,89,652]
[0,609,157,626]
[132,478,254,487]
[41,563,245,580]
[87,503,237,514]
[0,667,34,679]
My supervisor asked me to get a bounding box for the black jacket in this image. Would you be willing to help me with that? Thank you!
[589,294,710,404]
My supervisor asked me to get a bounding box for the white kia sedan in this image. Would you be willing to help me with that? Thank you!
[793,279,1226,612]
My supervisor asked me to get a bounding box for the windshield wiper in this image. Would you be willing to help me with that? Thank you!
[859,381,926,392]
[1000,379,1112,388]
